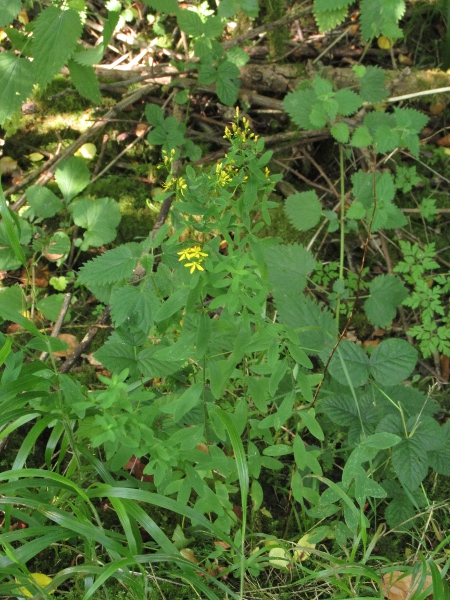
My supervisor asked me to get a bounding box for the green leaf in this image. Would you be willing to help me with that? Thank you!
[0,287,43,338]
[0,0,22,26]
[37,294,71,323]
[145,104,165,126]
[73,45,104,66]
[216,61,240,106]
[331,122,350,143]
[25,186,63,219]
[359,66,388,103]
[428,421,450,476]
[0,53,34,124]
[369,339,418,385]
[43,231,71,260]
[335,89,362,116]
[300,408,324,441]
[363,432,401,450]
[77,243,142,287]
[265,244,316,296]
[204,15,223,38]
[154,287,189,322]
[365,274,408,328]
[360,0,405,40]
[226,47,250,67]
[392,436,429,490]
[0,188,28,268]
[32,6,83,87]
[177,10,204,36]
[283,88,317,131]
[68,60,101,104]
[284,191,322,232]
[144,0,179,12]
[70,197,121,250]
[385,492,416,529]
[320,394,373,428]
[138,346,184,378]
[328,341,370,387]
[110,285,154,333]
[55,157,91,203]
[94,341,139,378]
[350,125,373,148]
[314,7,348,32]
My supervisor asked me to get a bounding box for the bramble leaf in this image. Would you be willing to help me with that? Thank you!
[69,197,121,250]
[77,243,142,287]
[32,6,83,87]
[369,339,418,385]
[284,191,322,231]
[365,274,408,328]
[265,244,316,296]
[177,10,204,37]
[328,341,370,387]
[392,436,428,490]
[0,53,34,124]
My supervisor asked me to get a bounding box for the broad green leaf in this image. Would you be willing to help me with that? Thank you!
[283,88,317,131]
[350,126,373,148]
[0,287,43,338]
[154,287,189,322]
[68,60,101,104]
[77,243,142,287]
[55,157,91,203]
[265,243,316,296]
[358,66,388,103]
[365,274,408,328]
[320,394,373,428]
[330,122,350,143]
[138,346,184,378]
[32,6,83,87]
[334,89,363,116]
[0,0,22,26]
[145,103,165,127]
[428,421,450,476]
[70,197,121,250]
[226,47,250,67]
[37,294,71,323]
[110,285,154,333]
[144,0,179,12]
[204,15,223,38]
[0,188,28,268]
[160,383,203,422]
[328,341,370,387]
[216,61,240,106]
[314,7,348,32]
[0,53,34,124]
[300,408,324,441]
[284,191,322,232]
[369,339,418,385]
[392,436,429,490]
[363,432,401,450]
[355,468,387,506]
[314,0,353,9]
[73,45,104,66]
[177,10,204,36]
[94,341,139,378]
[263,444,292,457]
[25,186,63,219]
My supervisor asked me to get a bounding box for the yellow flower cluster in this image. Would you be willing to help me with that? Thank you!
[177,245,208,274]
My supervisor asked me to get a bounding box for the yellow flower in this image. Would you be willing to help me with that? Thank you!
[177,246,208,262]
[16,573,54,597]
[184,260,205,274]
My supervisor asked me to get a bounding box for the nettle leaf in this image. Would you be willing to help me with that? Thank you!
[314,7,348,32]
[77,242,142,287]
[283,88,317,130]
[94,340,139,378]
[73,45,104,66]
[360,0,405,40]
[143,0,179,12]
[284,191,322,231]
[68,60,101,104]
[365,274,408,328]
[55,157,90,203]
[334,89,362,116]
[429,421,450,476]
[314,0,353,10]
[331,122,350,143]
[265,244,316,296]
[358,66,388,104]
[110,284,154,334]
[0,53,34,124]
[32,6,83,88]
[392,436,429,490]
[350,126,373,147]
[328,341,370,388]
[369,339,418,385]
[25,186,63,219]
[177,9,204,37]
[70,197,121,250]
[0,0,22,27]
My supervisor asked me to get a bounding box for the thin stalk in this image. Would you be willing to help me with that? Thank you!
[335,144,346,323]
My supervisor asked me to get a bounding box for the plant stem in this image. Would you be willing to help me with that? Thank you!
[335,144,346,323]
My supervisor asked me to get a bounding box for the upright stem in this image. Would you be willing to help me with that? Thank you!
[335,144,346,323]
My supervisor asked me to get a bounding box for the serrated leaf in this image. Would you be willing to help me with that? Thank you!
[94,341,139,378]
[68,60,101,104]
[385,494,415,529]
[335,89,362,116]
[26,186,63,219]
[328,341,370,387]
[428,421,450,476]
[392,436,428,490]
[370,339,418,385]
[226,47,250,67]
[144,0,179,12]
[73,45,104,66]
[283,88,317,130]
[284,191,322,232]
[138,345,184,378]
[0,53,34,124]
[216,76,239,106]
[110,285,154,333]
[32,6,83,87]
[265,244,315,297]
[177,9,204,37]
[145,103,164,126]
[315,7,348,32]
[320,394,374,428]
[365,274,408,328]
[77,243,142,287]
[331,122,350,143]
[359,66,388,103]
[204,15,223,38]
[0,0,22,27]
[55,157,90,203]
[350,125,373,147]
[69,197,121,250]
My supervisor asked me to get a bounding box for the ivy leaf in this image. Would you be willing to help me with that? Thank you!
[284,191,322,231]
[25,186,63,219]
[365,274,408,328]
[335,89,363,116]
[77,242,142,287]
[55,157,90,203]
[265,244,316,296]
[0,0,22,27]
[68,60,101,104]
[358,66,388,103]
[369,339,418,385]
[0,53,34,124]
[32,6,83,87]
[328,341,370,387]
[69,197,121,250]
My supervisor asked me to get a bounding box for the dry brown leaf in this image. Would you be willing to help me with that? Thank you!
[20,264,50,288]
[135,123,148,137]
[84,353,103,368]
[437,134,450,147]
[429,101,447,116]
[53,333,79,357]
[381,571,433,600]
[180,548,198,564]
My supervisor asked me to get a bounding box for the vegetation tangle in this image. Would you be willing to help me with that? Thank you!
[0,0,449,599]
